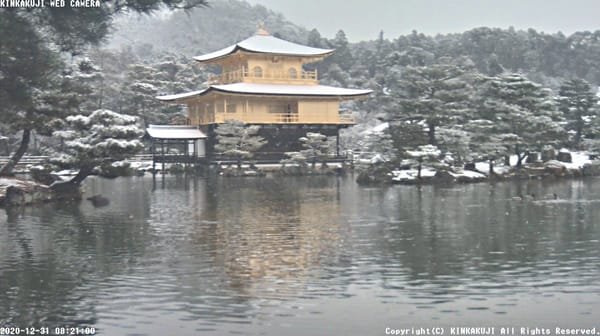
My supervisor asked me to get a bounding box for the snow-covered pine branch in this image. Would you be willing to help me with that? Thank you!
[51,109,144,186]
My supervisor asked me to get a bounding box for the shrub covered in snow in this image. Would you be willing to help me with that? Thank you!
[51,109,144,185]
[215,119,266,168]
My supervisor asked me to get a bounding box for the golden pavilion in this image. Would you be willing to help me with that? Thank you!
[149,27,372,162]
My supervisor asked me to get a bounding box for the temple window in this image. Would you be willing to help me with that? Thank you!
[253,66,263,78]
[226,103,236,113]
[288,68,298,79]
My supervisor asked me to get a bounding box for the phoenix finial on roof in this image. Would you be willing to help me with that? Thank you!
[256,21,270,36]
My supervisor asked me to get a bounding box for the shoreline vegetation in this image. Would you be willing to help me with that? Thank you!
[2,150,600,207]
[357,150,600,185]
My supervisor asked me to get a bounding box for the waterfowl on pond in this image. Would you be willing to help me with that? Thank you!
[87,195,110,207]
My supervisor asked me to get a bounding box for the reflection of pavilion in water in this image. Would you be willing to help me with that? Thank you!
[173,177,348,298]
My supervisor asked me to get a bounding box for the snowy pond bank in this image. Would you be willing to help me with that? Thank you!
[357,151,600,185]
[0,177,54,206]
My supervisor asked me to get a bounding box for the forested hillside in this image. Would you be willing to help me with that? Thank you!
[108,0,310,55]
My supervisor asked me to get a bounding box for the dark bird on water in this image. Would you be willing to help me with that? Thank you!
[87,195,110,207]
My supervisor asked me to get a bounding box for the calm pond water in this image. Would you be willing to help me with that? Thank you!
[1,175,599,335]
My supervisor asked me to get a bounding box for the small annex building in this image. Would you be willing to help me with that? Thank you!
[148,27,372,163]
[146,124,207,170]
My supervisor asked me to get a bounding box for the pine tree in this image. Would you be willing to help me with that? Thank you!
[362,126,396,162]
[51,109,144,189]
[120,56,203,126]
[557,78,599,148]
[298,132,331,169]
[386,57,475,146]
[437,126,471,165]
[120,63,171,126]
[329,30,353,71]
[0,55,93,175]
[0,0,207,176]
[465,119,509,174]
[214,120,266,168]
[387,121,429,160]
[74,57,105,113]
[479,73,565,166]
[406,145,441,179]
[307,28,325,48]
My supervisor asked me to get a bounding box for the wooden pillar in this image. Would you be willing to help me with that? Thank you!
[193,139,197,167]
[336,130,340,157]
[152,139,156,174]
[161,139,165,173]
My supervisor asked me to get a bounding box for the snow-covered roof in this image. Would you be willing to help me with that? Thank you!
[156,83,372,102]
[157,89,209,101]
[194,34,334,63]
[157,89,209,102]
[146,125,206,139]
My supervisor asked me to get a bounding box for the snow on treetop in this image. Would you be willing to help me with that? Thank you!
[407,145,441,158]
[132,82,158,93]
[65,140,93,151]
[66,110,138,127]
[91,124,144,138]
[95,138,143,151]
[361,122,389,135]
[91,109,138,125]
[66,114,91,126]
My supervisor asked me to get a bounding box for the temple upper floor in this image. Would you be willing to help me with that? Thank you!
[207,56,319,85]
[195,28,332,85]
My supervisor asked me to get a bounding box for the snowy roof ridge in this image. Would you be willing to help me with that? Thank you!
[194,34,334,62]
[156,83,372,102]
[146,125,206,139]
[156,88,208,101]
[148,124,200,129]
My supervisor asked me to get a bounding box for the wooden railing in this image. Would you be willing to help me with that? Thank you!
[0,156,48,166]
[208,112,353,125]
[208,68,318,84]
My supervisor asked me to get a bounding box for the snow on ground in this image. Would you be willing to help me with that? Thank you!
[127,161,154,171]
[391,167,486,183]
[361,122,389,135]
[563,151,593,169]
[53,170,79,176]
[0,177,48,200]
[391,168,437,182]
[0,178,25,187]
[473,151,594,174]
[450,170,486,179]
[474,162,512,175]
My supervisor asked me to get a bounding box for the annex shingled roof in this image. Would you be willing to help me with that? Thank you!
[146,125,207,139]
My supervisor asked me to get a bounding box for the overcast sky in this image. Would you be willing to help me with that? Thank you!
[245,0,600,41]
